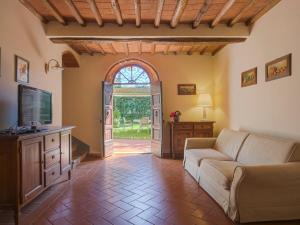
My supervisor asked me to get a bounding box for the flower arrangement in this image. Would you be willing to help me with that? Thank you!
[170,111,181,122]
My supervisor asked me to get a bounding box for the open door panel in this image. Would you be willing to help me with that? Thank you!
[102,81,113,157]
[151,81,163,157]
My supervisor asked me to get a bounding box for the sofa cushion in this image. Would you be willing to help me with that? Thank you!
[214,129,249,160]
[184,149,232,167]
[199,160,240,190]
[237,134,296,165]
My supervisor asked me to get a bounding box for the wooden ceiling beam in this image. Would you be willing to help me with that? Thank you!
[138,41,142,55]
[86,0,103,26]
[200,46,208,55]
[229,0,255,27]
[124,43,129,55]
[82,44,93,55]
[164,45,170,55]
[19,0,48,23]
[170,0,188,28]
[41,0,66,25]
[187,44,197,55]
[109,43,117,54]
[46,22,250,38]
[211,0,236,28]
[193,0,212,28]
[97,44,105,55]
[111,0,123,26]
[50,37,246,44]
[247,0,281,26]
[175,46,184,55]
[154,0,165,28]
[133,0,141,27]
[212,44,226,56]
[151,43,156,54]
[65,0,85,26]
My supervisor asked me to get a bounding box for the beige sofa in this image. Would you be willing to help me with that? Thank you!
[183,128,300,223]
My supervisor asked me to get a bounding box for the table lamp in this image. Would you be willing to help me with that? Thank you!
[197,93,213,120]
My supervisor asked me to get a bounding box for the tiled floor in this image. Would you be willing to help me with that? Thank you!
[17,154,300,225]
[112,140,151,154]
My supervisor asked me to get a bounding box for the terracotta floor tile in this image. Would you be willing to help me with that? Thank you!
[119,207,143,220]
[113,201,134,211]
[128,200,151,210]
[101,207,126,220]
[107,217,133,225]
[129,216,153,225]
[32,218,52,225]
[136,207,159,220]
[12,154,300,225]
[142,216,166,225]
[51,217,72,225]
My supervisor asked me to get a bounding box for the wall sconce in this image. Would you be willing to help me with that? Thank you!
[45,59,64,74]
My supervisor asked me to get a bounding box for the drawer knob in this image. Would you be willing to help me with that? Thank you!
[51,139,55,142]
[52,155,55,159]
[52,172,55,176]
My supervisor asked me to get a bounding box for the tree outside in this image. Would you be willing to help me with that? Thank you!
[113,96,151,139]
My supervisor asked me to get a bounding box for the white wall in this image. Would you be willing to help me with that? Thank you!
[214,0,300,140]
[63,55,214,154]
[0,0,72,129]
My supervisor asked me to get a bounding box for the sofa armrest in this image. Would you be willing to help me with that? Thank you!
[184,138,217,150]
[229,163,300,223]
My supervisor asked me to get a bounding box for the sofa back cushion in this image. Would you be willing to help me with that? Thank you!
[214,129,249,160]
[237,134,296,164]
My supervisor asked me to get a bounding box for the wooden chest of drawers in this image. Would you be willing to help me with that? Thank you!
[169,121,214,159]
[0,126,74,225]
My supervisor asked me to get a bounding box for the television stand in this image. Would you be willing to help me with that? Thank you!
[0,126,74,225]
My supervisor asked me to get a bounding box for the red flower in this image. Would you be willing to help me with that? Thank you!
[170,112,175,117]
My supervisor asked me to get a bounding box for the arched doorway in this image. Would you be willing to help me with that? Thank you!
[102,59,162,158]
[62,51,79,68]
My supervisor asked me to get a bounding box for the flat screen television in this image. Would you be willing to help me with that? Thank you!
[18,85,52,126]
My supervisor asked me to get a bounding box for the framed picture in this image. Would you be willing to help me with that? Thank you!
[15,55,29,83]
[265,54,292,81]
[241,67,257,87]
[177,84,196,95]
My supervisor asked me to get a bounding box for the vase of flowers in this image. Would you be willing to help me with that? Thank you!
[170,111,181,123]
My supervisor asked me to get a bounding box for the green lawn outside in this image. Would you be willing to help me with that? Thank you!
[113,124,151,139]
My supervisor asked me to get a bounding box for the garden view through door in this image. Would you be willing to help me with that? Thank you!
[112,65,152,154]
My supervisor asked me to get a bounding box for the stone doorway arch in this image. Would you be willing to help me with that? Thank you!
[104,58,160,84]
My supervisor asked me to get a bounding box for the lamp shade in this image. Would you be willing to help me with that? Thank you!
[197,93,213,107]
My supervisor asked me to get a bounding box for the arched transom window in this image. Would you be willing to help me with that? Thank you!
[114,65,150,85]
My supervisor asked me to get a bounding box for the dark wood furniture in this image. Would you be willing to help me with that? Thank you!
[169,121,214,159]
[0,126,74,225]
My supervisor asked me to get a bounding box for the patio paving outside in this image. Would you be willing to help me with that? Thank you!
[113,139,151,154]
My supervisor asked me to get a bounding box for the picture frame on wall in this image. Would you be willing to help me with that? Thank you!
[241,67,257,87]
[265,54,292,82]
[177,84,196,95]
[15,55,29,83]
